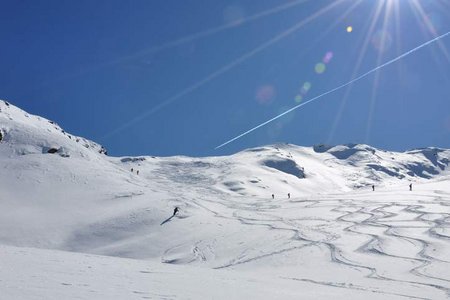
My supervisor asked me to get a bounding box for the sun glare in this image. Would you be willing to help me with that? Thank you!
[329,0,450,144]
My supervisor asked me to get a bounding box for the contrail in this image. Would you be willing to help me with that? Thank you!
[116,0,312,62]
[215,30,450,150]
[102,1,342,140]
[27,0,311,94]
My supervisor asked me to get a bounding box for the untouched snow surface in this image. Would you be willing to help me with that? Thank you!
[1,100,450,299]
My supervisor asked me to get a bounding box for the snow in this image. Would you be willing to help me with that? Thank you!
[1,100,450,299]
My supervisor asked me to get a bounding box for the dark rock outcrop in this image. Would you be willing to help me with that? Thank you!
[47,148,58,154]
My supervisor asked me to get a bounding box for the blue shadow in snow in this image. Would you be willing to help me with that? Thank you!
[160,215,175,226]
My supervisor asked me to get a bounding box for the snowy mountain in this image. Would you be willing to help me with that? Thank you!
[1,100,450,299]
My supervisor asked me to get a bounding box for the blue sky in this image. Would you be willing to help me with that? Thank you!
[1,0,450,157]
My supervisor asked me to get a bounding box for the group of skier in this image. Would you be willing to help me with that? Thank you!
[170,182,416,222]
[167,182,417,225]
[371,183,413,191]
[271,183,415,200]
[272,193,291,199]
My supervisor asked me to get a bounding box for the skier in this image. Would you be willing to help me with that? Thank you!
[173,207,179,216]
[372,185,375,191]
[131,168,134,173]
[272,194,275,199]
[137,170,140,175]
[409,183,413,191]
[288,193,290,199]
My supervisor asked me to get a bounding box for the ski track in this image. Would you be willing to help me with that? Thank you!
[171,188,450,299]
[281,277,431,300]
[4,100,450,299]
[94,171,450,299]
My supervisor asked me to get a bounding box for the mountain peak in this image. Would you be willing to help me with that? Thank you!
[0,100,107,157]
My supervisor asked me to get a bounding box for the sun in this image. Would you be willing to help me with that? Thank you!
[328,0,450,144]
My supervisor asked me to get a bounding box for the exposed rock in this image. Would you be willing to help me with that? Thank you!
[99,146,108,155]
[47,148,59,154]
[43,146,70,157]
[121,157,146,163]
[313,144,333,153]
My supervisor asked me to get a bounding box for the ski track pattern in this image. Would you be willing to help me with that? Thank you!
[129,163,450,298]
[168,189,450,299]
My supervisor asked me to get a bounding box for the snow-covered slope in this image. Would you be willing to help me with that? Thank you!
[1,100,450,299]
[0,100,106,157]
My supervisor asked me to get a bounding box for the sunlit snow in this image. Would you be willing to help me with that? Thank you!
[1,100,449,299]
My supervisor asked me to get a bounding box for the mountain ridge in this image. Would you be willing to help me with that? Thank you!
[0,99,449,255]
[1,99,449,196]
[2,100,450,299]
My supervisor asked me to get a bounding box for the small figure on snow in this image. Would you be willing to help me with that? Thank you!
[288,193,290,199]
[272,194,275,199]
[131,168,134,173]
[137,170,140,175]
[409,183,413,191]
[173,207,179,216]
[372,185,375,191]
[160,207,181,225]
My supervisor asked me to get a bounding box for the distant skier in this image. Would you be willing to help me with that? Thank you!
[136,170,140,175]
[288,193,290,199]
[161,207,180,225]
[409,183,413,191]
[272,194,275,199]
[372,185,375,191]
[173,207,179,216]
[131,168,134,173]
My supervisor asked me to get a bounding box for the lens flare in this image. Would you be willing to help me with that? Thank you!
[323,51,334,64]
[215,31,450,150]
[315,63,326,74]
[255,85,276,104]
[102,1,345,141]
[301,82,312,93]
[295,95,303,103]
